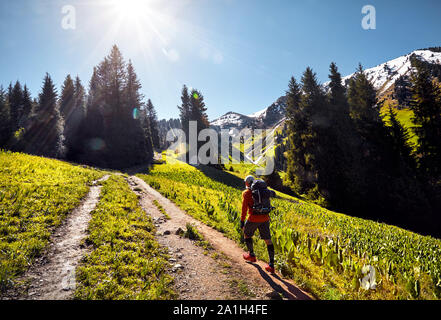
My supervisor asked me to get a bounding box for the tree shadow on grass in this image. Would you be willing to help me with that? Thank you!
[195,165,245,190]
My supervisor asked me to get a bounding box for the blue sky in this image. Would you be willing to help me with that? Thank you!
[1,0,440,120]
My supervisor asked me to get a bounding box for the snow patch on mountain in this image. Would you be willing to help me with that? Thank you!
[324,49,441,94]
[211,49,441,131]
[210,112,252,129]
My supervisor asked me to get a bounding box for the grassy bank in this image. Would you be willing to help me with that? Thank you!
[0,151,104,291]
[139,161,441,300]
[74,175,175,300]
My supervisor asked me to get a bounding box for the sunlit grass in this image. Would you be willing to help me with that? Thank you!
[139,161,441,300]
[74,175,175,300]
[0,151,105,291]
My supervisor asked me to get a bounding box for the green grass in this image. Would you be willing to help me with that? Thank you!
[74,175,176,300]
[381,106,419,147]
[0,150,104,291]
[152,200,170,220]
[138,161,441,300]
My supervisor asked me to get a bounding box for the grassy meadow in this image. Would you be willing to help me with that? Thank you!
[74,175,175,300]
[0,151,105,291]
[139,160,441,300]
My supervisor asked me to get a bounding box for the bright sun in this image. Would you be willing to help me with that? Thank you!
[112,0,149,19]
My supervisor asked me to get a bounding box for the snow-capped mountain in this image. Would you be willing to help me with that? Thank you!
[324,49,441,94]
[211,96,287,130]
[210,112,254,129]
[210,48,441,131]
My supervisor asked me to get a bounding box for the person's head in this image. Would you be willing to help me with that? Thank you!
[244,175,255,188]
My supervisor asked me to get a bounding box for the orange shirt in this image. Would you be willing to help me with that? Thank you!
[241,189,270,223]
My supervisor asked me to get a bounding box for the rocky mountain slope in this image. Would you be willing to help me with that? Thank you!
[210,48,441,131]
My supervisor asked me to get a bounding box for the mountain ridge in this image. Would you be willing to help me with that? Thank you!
[210,48,441,131]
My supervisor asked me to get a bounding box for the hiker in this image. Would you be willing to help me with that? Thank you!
[240,175,276,273]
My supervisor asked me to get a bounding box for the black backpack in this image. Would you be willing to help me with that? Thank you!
[250,180,275,215]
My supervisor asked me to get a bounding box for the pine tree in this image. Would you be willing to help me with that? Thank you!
[386,106,416,170]
[189,88,210,162]
[77,67,105,165]
[73,76,86,120]
[285,76,305,191]
[60,75,75,122]
[190,88,209,130]
[322,63,359,209]
[21,85,33,128]
[64,76,86,160]
[146,99,160,149]
[123,59,152,166]
[125,60,143,117]
[394,75,412,108]
[78,46,151,168]
[0,86,12,148]
[348,64,379,125]
[8,81,24,132]
[285,69,325,197]
[139,106,153,154]
[178,85,191,140]
[107,45,127,119]
[24,73,64,158]
[410,63,441,180]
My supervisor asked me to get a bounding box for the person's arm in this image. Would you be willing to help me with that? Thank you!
[240,191,250,228]
[241,191,248,226]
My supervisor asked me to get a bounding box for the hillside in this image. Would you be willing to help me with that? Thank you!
[2,150,441,300]
[211,48,441,133]
[0,151,174,299]
[140,159,441,300]
[0,151,310,300]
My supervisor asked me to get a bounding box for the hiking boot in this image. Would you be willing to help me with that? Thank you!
[243,253,257,263]
[265,264,275,274]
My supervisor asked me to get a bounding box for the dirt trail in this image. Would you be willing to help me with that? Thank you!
[4,175,110,300]
[128,177,269,300]
[129,176,313,300]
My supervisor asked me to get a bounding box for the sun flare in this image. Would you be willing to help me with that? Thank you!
[111,0,150,19]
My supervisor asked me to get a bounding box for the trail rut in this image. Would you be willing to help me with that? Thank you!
[128,176,313,300]
[3,175,110,300]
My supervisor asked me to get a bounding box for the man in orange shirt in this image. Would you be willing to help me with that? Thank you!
[240,175,275,273]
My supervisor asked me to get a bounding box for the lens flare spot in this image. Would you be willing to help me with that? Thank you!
[88,138,106,151]
[133,108,139,119]
[193,93,199,100]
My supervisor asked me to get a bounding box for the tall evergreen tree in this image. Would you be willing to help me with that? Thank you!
[77,67,105,165]
[64,76,86,160]
[123,59,152,166]
[21,85,33,128]
[189,88,209,131]
[24,73,64,158]
[394,75,412,108]
[78,46,151,168]
[0,86,12,148]
[146,99,160,149]
[189,88,210,162]
[178,84,191,140]
[322,63,358,209]
[410,64,441,180]
[73,76,86,120]
[285,68,325,197]
[285,76,305,191]
[347,64,379,125]
[8,81,24,132]
[60,75,75,122]
[386,106,416,170]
